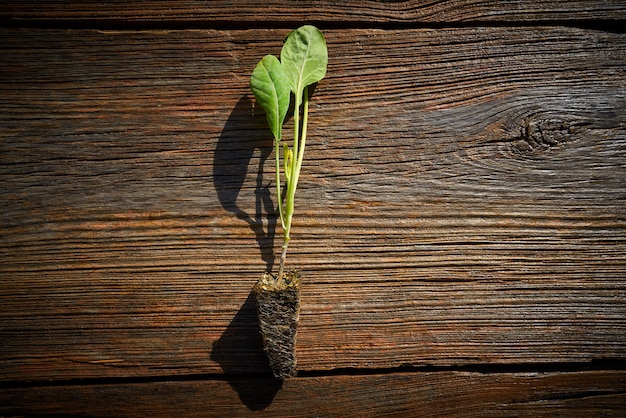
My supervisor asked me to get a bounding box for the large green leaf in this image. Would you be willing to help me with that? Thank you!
[250,54,290,140]
[280,25,328,100]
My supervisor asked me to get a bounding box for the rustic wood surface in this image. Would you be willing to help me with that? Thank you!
[1,2,625,415]
[1,1,625,24]
[2,370,625,417]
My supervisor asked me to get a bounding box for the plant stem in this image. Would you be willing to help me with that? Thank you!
[295,86,309,179]
[277,237,289,280]
[277,86,310,281]
[275,138,285,231]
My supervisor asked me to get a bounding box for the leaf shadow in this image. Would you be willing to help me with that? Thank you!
[213,95,276,272]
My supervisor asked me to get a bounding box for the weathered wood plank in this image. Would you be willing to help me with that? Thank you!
[1,1,625,24]
[0,27,625,381]
[1,370,625,417]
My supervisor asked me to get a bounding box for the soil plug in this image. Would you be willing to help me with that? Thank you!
[253,271,301,378]
[250,25,327,378]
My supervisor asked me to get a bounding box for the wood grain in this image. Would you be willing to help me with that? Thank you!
[2,370,625,417]
[1,27,625,384]
[1,1,625,24]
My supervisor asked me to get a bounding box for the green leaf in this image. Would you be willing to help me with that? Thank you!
[250,54,290,140]
[280,25,328,100]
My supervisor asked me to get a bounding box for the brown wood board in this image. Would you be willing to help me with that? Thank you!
[1,1,625,24]
[1,370,625,416]
[0,27,625,383]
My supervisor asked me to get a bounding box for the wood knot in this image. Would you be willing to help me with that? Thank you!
[511,115,589,155]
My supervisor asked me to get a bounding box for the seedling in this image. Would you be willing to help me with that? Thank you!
[250,25,328,280]
[250,25,328,378]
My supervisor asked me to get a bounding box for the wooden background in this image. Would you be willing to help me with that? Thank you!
[1,1,625,416]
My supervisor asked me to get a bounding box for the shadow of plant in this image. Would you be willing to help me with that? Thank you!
[211,96,282,409]
[212,95,276,272]
[210,292,283,410]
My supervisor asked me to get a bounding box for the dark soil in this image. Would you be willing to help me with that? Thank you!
[253,271,301,378]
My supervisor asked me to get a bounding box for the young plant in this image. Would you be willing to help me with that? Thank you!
[250,25,328,280]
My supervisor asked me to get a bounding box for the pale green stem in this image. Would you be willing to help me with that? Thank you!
[274,137,285,231]
[277,236,289,280]
[278,86,310,280]
[294,86,309,182]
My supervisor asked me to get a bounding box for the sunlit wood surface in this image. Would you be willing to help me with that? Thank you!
[1,2,625,416]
